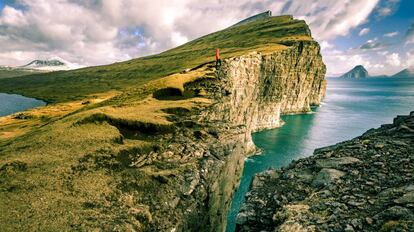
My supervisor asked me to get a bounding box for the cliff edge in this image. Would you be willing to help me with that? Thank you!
[236,112,414,231]
[0,14,325,231]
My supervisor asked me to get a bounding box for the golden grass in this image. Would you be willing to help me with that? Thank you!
[97,97,211,125]
[75,65,213,126]
[0,16,318,230]
[0,91,118,141]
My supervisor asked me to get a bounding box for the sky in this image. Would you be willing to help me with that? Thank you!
[0,0,413,76]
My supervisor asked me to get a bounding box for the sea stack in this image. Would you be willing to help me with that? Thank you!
[340,65,369,79]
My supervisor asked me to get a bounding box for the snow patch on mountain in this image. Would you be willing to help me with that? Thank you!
[20,57,83,71]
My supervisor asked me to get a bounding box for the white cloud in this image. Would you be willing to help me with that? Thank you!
[323,46,403,76]
[0,0,381,67]
[0,6,27,26]
[384,31,399,37]
[320,41,334,50]
[171,32,189,47]
[279,0,380,40]
[359,28,370,36]
[405,50,414,67]
[377,51,389,56]
[378,7,392,16]
[386,53,401,66]
[358,38,388,50]
[375,0,400,18]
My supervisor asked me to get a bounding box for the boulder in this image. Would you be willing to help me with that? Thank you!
[315,157,361,169]
[311,168,345,187]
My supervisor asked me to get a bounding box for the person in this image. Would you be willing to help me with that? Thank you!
[215,48,222,70]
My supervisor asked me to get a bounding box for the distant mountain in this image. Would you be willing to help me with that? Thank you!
[339,65,369,79]
[392,68,414,78]
[20,58,81,71]
[0,58,81,78]
[23,59,65,68]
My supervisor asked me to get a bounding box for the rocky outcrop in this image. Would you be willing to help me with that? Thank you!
[130,41,326,231]
[236,111,414,232]
[200,41,326,151]
[0,16,326,232]
[160,40,326,231]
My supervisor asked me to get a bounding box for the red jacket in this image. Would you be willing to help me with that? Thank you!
[216,48,220,60]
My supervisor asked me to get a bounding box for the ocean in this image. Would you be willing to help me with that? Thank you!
[226,77,414,231]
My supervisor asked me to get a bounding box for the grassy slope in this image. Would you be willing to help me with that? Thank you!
[0,15,317,230]
[0,15,311,103]
[0,68,44,79]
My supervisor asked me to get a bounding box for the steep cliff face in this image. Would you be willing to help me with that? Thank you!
[200,41,326,150]
[174,41,326,231]
[0,17,326,232]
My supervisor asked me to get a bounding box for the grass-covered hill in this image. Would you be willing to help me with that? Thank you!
[0,14,319,231]
[0,67,44,79]
[0,15,312,103]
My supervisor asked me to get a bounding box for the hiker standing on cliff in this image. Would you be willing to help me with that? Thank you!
[216,48,222,70]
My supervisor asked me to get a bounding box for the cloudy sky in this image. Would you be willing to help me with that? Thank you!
[0,0,413,76]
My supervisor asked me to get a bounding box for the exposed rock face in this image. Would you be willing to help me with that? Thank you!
[236,111,414,232]
[340,65,369,79]
[0,20,326,232]
[143,41,326,231]
[201,41,326,151]
[168,41,326,231]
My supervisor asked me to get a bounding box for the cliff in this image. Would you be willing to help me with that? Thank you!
[190,41,326,231]
[236,112,414,231]
[0,15,325,231]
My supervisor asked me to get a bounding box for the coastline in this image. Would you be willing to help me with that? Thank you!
[236,111,414,231]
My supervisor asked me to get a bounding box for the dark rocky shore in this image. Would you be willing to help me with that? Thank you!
[236,111,414,231]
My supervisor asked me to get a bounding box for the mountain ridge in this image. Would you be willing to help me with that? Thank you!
[392,67,414,78]
[20,57,82,71]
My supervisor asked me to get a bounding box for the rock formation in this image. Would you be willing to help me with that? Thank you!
[340,65,369,79]
[0,15,326,232]
[236,111,414,232]
[144,40,326,231]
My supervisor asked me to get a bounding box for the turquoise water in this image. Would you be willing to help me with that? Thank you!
[0,93,46,117]
[226,78,414,232]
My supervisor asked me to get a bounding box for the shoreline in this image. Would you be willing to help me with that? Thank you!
[0,92,46,117]
[236,111,414,231]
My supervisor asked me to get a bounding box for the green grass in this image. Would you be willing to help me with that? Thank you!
[0,68,44,79]
[0,15,312,103]
[0,15,319,231]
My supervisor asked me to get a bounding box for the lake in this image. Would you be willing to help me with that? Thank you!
[226,77,414,232]
[0,93,46,117]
